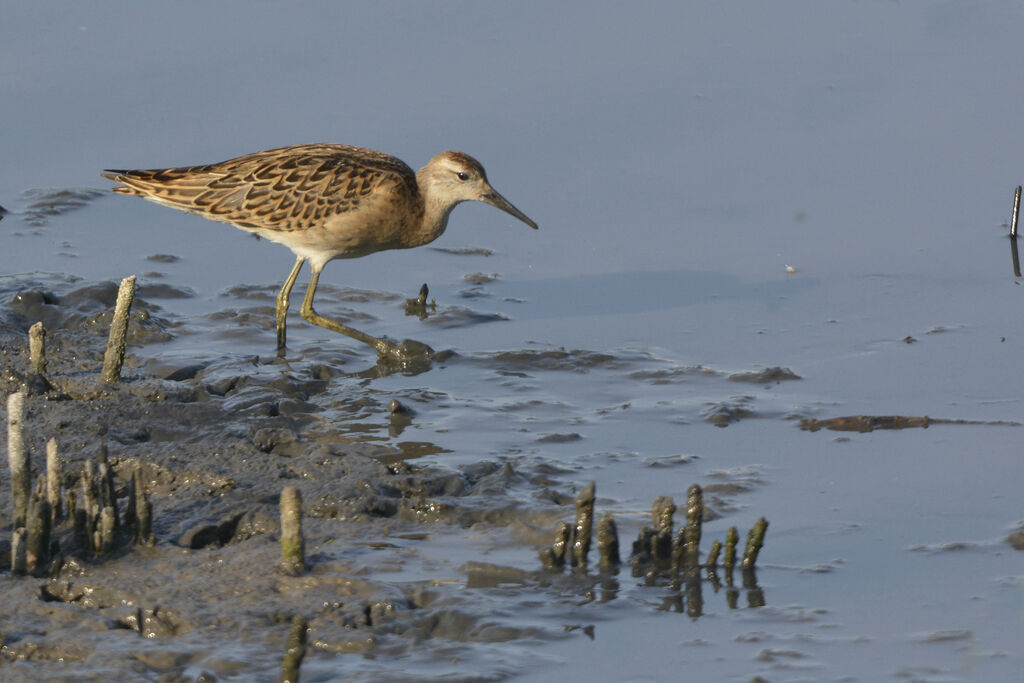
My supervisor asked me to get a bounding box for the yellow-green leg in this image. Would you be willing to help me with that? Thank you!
[300,266,432,362]
[276,256,305,357]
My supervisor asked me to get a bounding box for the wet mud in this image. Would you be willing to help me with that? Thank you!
[0,277,556,678]
[0,273,778,680]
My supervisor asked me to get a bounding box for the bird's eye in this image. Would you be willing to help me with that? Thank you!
[457,172,469,181]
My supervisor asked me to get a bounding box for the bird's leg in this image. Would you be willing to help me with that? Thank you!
[276,256,305,357]
[300,267,431,362]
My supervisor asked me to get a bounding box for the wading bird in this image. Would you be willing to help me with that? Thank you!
[102,144,538,361]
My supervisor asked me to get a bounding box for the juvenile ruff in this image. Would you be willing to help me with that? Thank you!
[101,144,538,361]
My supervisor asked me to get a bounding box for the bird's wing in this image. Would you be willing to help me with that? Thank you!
[101,144,418,232]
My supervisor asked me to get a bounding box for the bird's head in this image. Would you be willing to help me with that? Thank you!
[420,151,538,230]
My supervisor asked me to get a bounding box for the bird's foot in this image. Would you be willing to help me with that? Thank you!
[374,338,435,364]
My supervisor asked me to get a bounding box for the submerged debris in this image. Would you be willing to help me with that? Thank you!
[703,396,757,427]
[728,366,801,384]
[20,188,105,226]
[799,415,1020,432]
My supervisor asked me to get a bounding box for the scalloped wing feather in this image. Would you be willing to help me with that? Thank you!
[102,144,418,233]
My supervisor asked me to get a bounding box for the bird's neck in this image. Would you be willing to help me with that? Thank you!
[410,171,461,248]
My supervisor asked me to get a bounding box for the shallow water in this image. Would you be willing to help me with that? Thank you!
[3,2,1024,681]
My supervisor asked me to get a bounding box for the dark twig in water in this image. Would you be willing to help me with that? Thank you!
[1013,186,1021,238]
[280,486,306,575]
[799,415,1019,432]
[1012,232,1022,278]
[280,615,309,683]
[29,322,47,375]
[102,275,136,384]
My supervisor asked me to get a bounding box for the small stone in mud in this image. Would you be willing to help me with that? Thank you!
[163,363,207,381]
[388,399,413,415]
[137,283,194,299]
[703,399,756,427]
[537,432,582,443]
[204,374,241,396]
[176,511,246,549]
[463,272,499,283]
[146,253,180,263]
[251,427,299,455]
[727,367,801,384]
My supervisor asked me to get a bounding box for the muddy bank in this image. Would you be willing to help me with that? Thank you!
[0,276,580,680]
[0,271,789,682]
